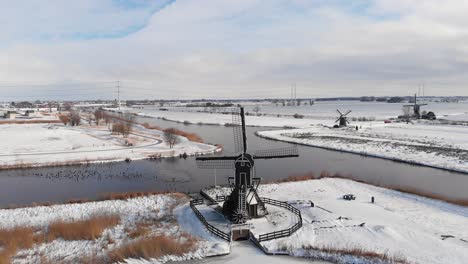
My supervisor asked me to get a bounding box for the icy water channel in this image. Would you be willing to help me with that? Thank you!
[0,117,467,207]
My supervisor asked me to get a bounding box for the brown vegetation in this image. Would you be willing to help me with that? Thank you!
[142,122,204,143]
[46,215,120,241]
[169,128,203,143]
[108,233,197,263]
[58,114,70,125]
[128,223,152,239]
[142,122,162,130]
[0,226,42,264]
[0,120,61,125]
[302,245,409,264]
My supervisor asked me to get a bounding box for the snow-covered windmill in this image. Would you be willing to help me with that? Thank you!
[335,109,351,127]
[196,107,299,224]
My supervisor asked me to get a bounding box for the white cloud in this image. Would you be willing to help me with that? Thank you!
[0,0,467,100]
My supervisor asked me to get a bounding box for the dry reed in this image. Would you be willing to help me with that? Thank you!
[46,214,120,241]
[108,233,197,263]
[0,120,61,125]
[0,226,42,264]
[302,245,409,264]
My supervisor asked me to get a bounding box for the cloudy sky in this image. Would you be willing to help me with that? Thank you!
[1,0,468,100]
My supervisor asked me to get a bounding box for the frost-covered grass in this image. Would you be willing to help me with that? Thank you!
[0,193,229,263]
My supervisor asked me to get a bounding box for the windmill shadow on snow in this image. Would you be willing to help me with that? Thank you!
[196,107,299,224]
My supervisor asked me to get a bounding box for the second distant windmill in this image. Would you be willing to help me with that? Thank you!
[335,109,352,128]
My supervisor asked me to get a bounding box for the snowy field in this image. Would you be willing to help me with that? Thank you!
[129,100,468,127]
[0,123,217,168]
[203,178,468,264]
[257,121,468,173]
[2,178,466,263]
[127,101,468,173]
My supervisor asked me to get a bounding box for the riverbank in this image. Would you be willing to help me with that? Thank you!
[2,178,466,263]
[202,177,468,264]
[257,122,468,175]
[0,123,218,169]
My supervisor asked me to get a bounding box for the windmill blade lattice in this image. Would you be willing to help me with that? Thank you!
[253,146,299,159]
[195,158,236,169]
[231,108,246,154]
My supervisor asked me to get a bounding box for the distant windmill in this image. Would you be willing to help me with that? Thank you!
[404,94,427,118]
[196,107,299,224]
[335,109,352,127]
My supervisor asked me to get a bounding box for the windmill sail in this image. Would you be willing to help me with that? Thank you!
[232,107,246,154]
[196,156,237,169]
[253,147,299,159]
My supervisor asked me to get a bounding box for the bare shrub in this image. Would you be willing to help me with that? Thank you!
[47,215,120,241]
[108,234,197,263]
[58,114,69,125]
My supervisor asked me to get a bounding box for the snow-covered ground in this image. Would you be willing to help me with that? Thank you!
[127,102,468,173]
[129,100,468,128]
[257,121,468,173]
[0,123,217,168]
[203,178,468,264]
[0,193,229,263]
[1,178,467,263]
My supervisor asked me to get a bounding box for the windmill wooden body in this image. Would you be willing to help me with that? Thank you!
[404,94,427,118]
[196,107,299,224]
[336,109,351,127]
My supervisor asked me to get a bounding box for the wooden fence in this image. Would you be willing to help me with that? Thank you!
[257,197,303,242]
[189,199,231,242]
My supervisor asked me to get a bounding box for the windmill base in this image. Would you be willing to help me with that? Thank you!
[232,228,250,241]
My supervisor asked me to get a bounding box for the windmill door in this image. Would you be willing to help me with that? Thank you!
[240,172,247,186]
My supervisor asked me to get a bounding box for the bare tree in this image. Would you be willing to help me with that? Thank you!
[163,128,181,148]
[121,112,134,138]
[88,113,93,125]
[112,123,124,135]
[69,111,81,126]
[94,109,104,125]
[402,105,412,118]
